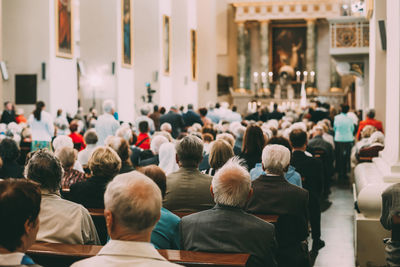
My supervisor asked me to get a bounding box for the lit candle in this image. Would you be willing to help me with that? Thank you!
[303,71,308,82]
[253,72,259,83]
[268,72,273,83]
[296,71,301,83]
[248,102,251,111]
[261,72,267,85]
[310,71,315,83]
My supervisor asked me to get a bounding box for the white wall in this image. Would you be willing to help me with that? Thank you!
[316,20,330,93]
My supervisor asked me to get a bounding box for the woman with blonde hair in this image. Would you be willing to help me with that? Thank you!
[203,139,234,176]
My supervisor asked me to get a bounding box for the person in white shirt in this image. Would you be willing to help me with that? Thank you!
[28,101,54,151]
[71,171,180,267]
[25,150,100,245]
[0,179,42,267]
[95,99,120,146]
[78,129,98,166]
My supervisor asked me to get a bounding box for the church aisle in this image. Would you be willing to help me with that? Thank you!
[313,185,356,267]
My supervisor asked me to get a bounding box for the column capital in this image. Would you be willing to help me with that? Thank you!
[305,18,317,25]
[259,20,271,25]
[235,20,246,26]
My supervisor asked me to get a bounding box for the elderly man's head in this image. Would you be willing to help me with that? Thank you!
[175,135,204,168]
[55,147,76,170]
[211,157,251,208]
[104,171,162,239]
[103,99,115,114]
[262,144,291,176]
[160,123,172,133]
[25,150,64,192]
[150,135,169,155]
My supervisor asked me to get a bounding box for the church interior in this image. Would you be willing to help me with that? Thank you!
[0,0,399,267]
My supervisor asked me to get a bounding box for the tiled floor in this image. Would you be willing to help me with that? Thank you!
[313,185,356,267]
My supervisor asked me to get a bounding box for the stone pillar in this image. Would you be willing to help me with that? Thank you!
[259,20,271,95]
[306,19,316,76]
[237,21,246,89]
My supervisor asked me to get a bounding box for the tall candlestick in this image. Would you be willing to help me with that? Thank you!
[268,72,273,83]
[296,71,301,83]
[261,72,267,86]
[253,72,259,83]
[303,71,308,83]
[310,71,315,83]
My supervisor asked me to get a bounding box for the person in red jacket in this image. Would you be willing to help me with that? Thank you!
[135,121,151,150]
[69,120,86,151]
[356,109,384,140]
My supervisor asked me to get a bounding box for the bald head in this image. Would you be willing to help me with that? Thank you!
[104,171,162,234]
[211,157,251,208]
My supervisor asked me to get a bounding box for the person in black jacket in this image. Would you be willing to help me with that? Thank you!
[159,106,185,138]
[182,104,203,127]
[69,147,121,209]
[0,101,16,124]
[289,129,325,253]
[0,138,24,179]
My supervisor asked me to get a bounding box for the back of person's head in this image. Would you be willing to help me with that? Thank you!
[216,133,235,148]
[212,157,251,208]
[232,106,238,112]
[139,121,149,133]
[289,129,308,148]
[341,104,350,114]
[116,126,133,143]
[361,125,376,139]
[187,103,194,110]
[202,133,214,143]
[25,150,63,192]
[209,140,234,171]
[215,103,221,109]
[55,147,76,170]
[69,120,79,133]
[105,136,131,164]
[33,101,45,121]
[139,165,166,198]
[273,103,278,110]
[150,135,169,154]
[160,107,166,114]
[262,144,291,176]
[104,171,162,234]
[84,129,98,145]
[102,99,115,114]
[160,122,172,132]
[267,136,292,153]
[175,135,203,167]
[52,135,74,152]
[140,106,150,116]
[153,105,159,112]
[0,138,20,162]
[312,125,324,137]
[198,108,208,117]
[57,109,62,117]
[369,131,385,145]
[367,109,376,119]
[0,179,41,252]
[242,125,265,155]
[88,146,122,178]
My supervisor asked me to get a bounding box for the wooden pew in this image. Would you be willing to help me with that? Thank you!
[27,242,250,267]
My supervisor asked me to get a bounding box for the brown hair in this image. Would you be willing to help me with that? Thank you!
[242,125,265,155]
[209,140,234,171]
[88,147,122,178]
[139,165,167,198]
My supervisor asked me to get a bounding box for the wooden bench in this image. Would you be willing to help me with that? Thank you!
[27,242,250,267]
[88,208,279,223]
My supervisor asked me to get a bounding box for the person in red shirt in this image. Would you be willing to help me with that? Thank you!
[68,120,86,151]
[136,121,151,150]
[356,109,384,140]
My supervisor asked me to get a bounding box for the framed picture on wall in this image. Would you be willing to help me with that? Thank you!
[55,0,73,58]
[122,0,133,68]
[163,15,171,75]
[190,29,197,80]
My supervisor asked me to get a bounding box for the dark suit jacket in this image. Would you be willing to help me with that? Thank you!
[139,155,159,167]
[246,175,309,247]
[0,110,16,124]
[307,135,335,177]
[181,204,277,267]
[160,111,185,138]
[291,150,324,198]
[0,161,24,179]
[182,110,203,127]
[69,175,112,209]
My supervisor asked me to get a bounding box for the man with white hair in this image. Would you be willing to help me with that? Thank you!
[246,145,309,267]
[163,135,214,211]
[135,105,155,134]
[180,157,277,267]
[71,171,180,267]
[139,135,169,166]
[95,99,119,146]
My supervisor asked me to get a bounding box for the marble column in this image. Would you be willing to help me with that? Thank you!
[237,21,246,89]
[306,19,316,82]
[259,20,271,94]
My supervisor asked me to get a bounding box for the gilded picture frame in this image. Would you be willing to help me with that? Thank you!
[190,29,197,81]
[122,0,133,68]
[163,15,171,75]
[55,0,74,59]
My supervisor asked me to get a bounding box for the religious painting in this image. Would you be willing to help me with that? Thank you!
[350,62,364,77]
[163,15,171,75]
[55,0,73,58]
[122,0,133,68]
[270,25,307,81]
[190,29,197,80]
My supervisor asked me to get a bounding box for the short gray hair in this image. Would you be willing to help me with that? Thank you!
[216,133,235,147]
[262,144,291,176]
[116,126,133,142]
[160,123,172,132]
[52,135,73,152]
[150,135,169,154]
[102,99,115,114]
[212,157,251,208]
[175,135,203,167]
[140,106,150,116]
[104,171,162,233]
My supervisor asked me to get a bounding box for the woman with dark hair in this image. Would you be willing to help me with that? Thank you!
[239,124,266,170]
[69,120,86,151]
[28,101,54,151]
[0,138,24,179]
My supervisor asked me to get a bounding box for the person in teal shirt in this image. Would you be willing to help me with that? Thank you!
[334,104,355,181]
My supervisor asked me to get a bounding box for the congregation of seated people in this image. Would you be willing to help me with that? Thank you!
[0,99,385,266]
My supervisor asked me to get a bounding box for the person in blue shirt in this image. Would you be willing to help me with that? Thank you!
[333,104,355,181]
[139,165,180,249]
[249,136,302,187]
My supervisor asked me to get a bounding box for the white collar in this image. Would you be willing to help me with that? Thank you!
[0,252,25,265]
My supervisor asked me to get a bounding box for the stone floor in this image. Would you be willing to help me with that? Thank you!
[312,184,356,267]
